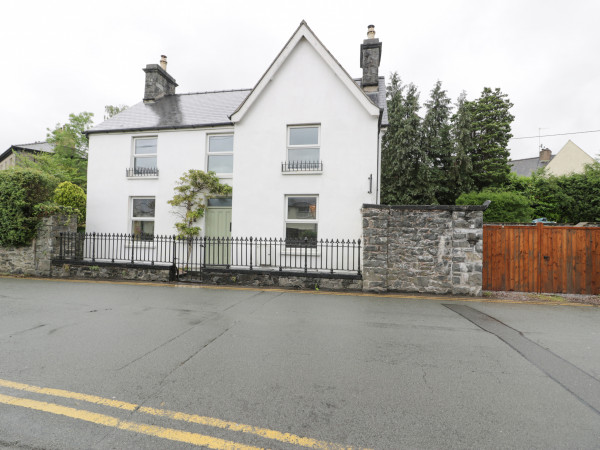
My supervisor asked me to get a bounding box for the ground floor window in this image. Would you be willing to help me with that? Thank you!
[131,197,155,240]
[285,195,317,246]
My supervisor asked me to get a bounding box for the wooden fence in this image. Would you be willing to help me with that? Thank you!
[483,223,600,295]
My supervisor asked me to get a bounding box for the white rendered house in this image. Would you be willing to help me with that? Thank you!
[85,22,388,243]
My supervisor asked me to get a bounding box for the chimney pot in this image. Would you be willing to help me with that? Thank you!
[367,25,375,39]
[160,55,167,71]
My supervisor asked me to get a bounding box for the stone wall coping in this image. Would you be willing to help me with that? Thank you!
[201,267,361,280]
[362,201,490,212]
[51,260,173,270]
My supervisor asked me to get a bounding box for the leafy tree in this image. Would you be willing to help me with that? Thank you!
[381,73,435,204]
[168,170,232,238]
[456,190,533,223]
[421,80,453,204]
[16,112,94,189]
[469,88,514,190]
[53,181,87,225]
[448,91,475,202]
[0,169,59,246]
[47,111,94,156]
[104,105,128,120]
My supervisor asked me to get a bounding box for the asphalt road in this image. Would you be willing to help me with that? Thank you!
[0,277,599,449]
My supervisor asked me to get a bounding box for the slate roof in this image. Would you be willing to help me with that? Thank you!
[0,141,54,163]
[510,156,554,177]
[88,89,252,135]
[87,77,388,135]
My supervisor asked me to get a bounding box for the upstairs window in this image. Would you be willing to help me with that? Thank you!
[285,195,318,245]
[207,134,233,175]
[131,137,158,176]
[284,126,321,172]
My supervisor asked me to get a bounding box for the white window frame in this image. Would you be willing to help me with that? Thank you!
[131,136,158,176]
[130,196,155,241]
[286,125,321,171]
[206,133,234,176]
[284,195,318,246]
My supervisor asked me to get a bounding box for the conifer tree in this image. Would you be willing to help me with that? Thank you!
[449,91,475,201]
[381,73,435,205]
[469,87,514,190]
[421,80,453,204]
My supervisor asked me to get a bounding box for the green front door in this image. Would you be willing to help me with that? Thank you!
[205,200,232,265]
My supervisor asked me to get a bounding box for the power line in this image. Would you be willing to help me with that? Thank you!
[511,129,600,140]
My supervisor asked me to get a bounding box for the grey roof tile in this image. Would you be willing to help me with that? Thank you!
[510,156,554,177]
[88,89,251,134]
[12,142,54,153]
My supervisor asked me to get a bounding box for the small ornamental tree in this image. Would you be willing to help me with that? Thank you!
[53,181,87,225]
[168,169,232,239]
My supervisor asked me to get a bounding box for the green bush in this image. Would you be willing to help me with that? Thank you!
[456,190,533,223]
[53,181,86,224]
[0,168,58,246]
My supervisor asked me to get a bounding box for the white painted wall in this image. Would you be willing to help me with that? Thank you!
[231,37,379,240]
[86,127,233,235]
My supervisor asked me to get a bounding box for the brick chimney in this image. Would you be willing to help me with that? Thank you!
[360,25,382,93]
[539,147,552,162]
[143,55,178,102]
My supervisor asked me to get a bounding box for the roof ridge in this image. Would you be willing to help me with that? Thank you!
[511,156,541,162]
[13,141,51,147]
[174,88,252,97]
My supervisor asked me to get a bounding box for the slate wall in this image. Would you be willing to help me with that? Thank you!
[362,204,486,296]
[0,215,77,276]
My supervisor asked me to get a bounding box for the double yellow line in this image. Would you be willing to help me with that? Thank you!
[0,378,358,449]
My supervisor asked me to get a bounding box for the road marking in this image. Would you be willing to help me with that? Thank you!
[0,393,261,449]
[0,378,355,449]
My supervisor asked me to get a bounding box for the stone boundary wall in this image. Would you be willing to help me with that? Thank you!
[180,269,362,291]
[362,204,487,296]
[51,261,175,282]
[49,263,361,289]
[0,216,77,276]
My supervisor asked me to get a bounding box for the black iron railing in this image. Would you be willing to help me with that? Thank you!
[56,233,361,275]
[281,161,323,172]
[126,167,159,177]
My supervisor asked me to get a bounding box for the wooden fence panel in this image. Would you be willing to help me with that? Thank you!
[483,224,600,294]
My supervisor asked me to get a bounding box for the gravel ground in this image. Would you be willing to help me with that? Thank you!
[484,290,600,306]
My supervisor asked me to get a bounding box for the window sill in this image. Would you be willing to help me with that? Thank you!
[127,176,159,180]
[281,171,322,176]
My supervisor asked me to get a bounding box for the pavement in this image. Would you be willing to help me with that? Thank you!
[0,276,599,449]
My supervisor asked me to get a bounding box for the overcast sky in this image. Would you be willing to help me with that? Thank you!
[1,0,598,160]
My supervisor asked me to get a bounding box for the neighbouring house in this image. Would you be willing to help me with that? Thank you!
[0,142,54,171]
[510,140,595,177]
[85,22,388,242]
